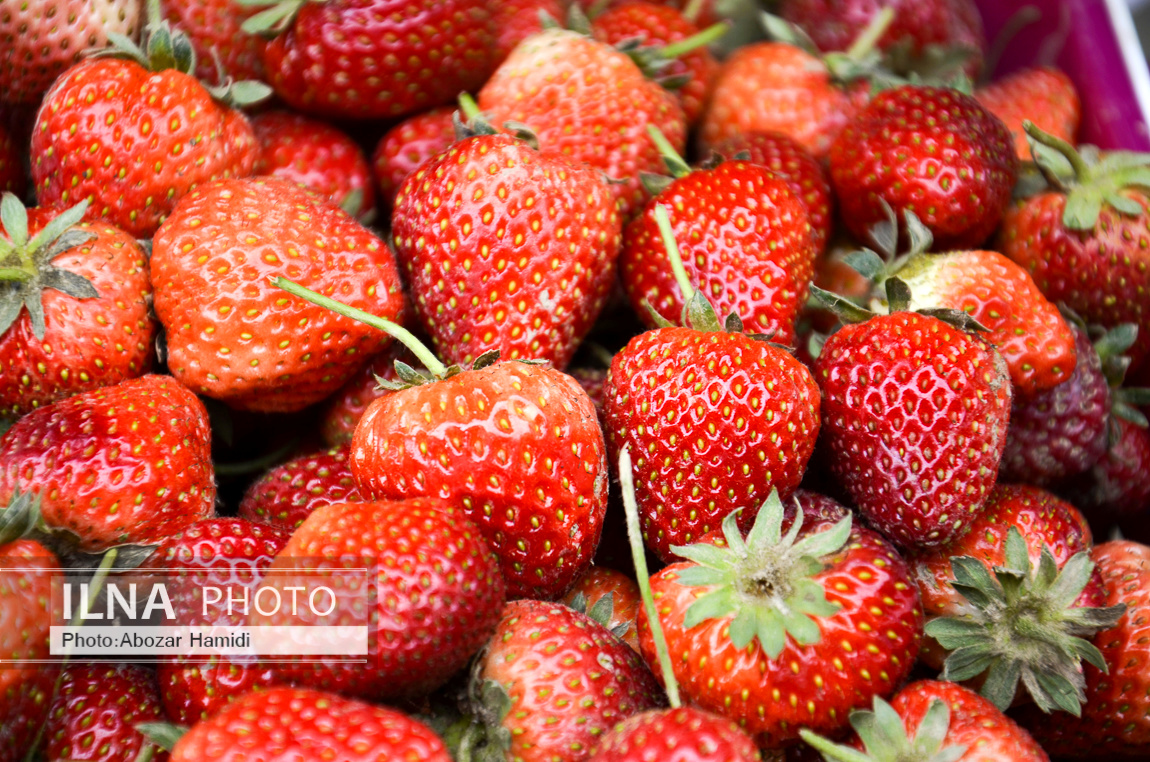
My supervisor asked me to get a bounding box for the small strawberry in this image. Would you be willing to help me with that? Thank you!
[800,680,1048,762]
[975,66,1081,161]
[150,177,405,412]
[45,665,169,762]
[167,686,453,761]
[494,0,565,63]
[31,15,263,238]
[319,342,414,446]
[813,280,1012,548]
[562,566,642,651]
[392,124,622,370]
[0,0,143,105]
[371,106,456,210]
[0,195,155,418]
[238,444,362,530]
[251,110,375,219]
[1063,416,1150,519]
[0,374,215,550]
[160,0,266,82]
[829,85,1018,250]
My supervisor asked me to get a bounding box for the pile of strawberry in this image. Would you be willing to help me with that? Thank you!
[1,0,1150,759]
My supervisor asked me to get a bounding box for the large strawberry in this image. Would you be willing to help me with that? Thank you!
[479,27,687,216]
[150,177,405,412]
[0,195,155,418]
[813,280,1012,548]
[238,444,362,530]
[45,664,169,762]
[0,0,142,105]
[246,0,498,120]
[0,374,215,550]
[391,128,622,370]
[975,66,1081,161]
[30,17,262,238]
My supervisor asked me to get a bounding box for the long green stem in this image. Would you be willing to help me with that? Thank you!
[682,0,705,24]
[457,92,482,122]
[654,204,695,303]
[660,21,729,59]
[645,125,691,179]
[619,447,680,708]
[845,6,894,60]
[272,277,449,378]
[1023,120,1091,182]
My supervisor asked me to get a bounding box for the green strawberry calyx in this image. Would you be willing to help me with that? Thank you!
[763,8,896,87]
[1087,322,1150,432]
[136,722,188,753]
[810,276,989,334]
[924,526,1126,716]
[453,94,541,151]
[799,695,968,762]
[238,0,321,37]
[0,489,44,548]
[0,194,99,341]
[1025,120,1150,230]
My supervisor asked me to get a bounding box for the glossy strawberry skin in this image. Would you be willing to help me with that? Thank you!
[371,106,455,208]
[639,506,922,748]
[830,86,1018,250]
[157,656,279,728]
[590,2,719,125]
[351,361,608,599]
[252,111,375,216]
[975,66,1080,160]
[0,214,154,418]
[561,565,642,651]
[262,0,497,120]
[479,28,688,216]
[603,327,821,562]
[480,600,665,762]
[392,134,622,370]
[170,686,452,762]
[0,374,215,551]
[46,665,169,762]
[588,706,761,762]
[161,0,265,82]
[31,57,257,238]
[239,445,362,530]
[815,312,1012,548]
[150,177,405,413]
[319,343,412,446]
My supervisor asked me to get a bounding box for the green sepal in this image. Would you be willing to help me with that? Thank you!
[0,490,43,548]
[809,285,877,324]
[799,696,968,762]
[136,723,187,753]
[587,592,615,628]
[641,300,676,329]
[238,0,308,37]
[843,249,886,281]
[884,277,912,313]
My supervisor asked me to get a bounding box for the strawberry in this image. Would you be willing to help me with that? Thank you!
[264,497,505,700]
[391,129,622,370]
[168,686,452,761]
[588,706,762,762]
[1015,540,1150,757]
[562,565,642,651]
[371,106,455,210]
[975,66,1081,161]
[829,85,1018,250]
[0,121,24,197]
[912,486,1123,715]
[0,195,155,418]
[0,0,143,105]
[248,0,498,120]
[800,680,1048,762]
[319,342,414,446]
[813,282,1012,548]
[45,665,169,762]
[251,111,375,219]
[150,177,405,412]
[30,18,262,239]
[707,131,833,253]
[568,366,608,418]
[238,444,362,530]
[494,0,565,63]
[1063,416,1150,519]
[620,153,817,344]
[468,599,664,762]
[590,2,720,126]
[157,656,277,728]
[160,0,267,82]
[0,374,215,551]
[478,28,688,216]
[997,125,1150,375]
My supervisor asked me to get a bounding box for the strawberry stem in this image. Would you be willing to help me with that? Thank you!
[272,277,449,378]
[457,92,483,123]
[619,447,681,708]
[682,0,705,24]
[844,6,894,60]
[654,203,695,303]
[659,21,728,60]
[1023,120,1090,182]
[645,125,691,178]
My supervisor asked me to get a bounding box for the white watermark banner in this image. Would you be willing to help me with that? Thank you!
[50,625,370,656]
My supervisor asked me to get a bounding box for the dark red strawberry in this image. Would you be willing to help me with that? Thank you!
[0,374,215,551]
[371,106,455,209]
[45,665,169,762]
[238,445,362,530]
[160,0,266,82]
[0,121,24,196]
[976,66,1081,160]
[1064,416,1150,519]
[319,342,414,446]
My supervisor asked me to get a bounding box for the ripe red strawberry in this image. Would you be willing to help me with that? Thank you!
[800,680,1048,761]
[590,2,720,126]
[160,0,266,82]
[829,85,1018,250]
[588,706,762,762]
[976,66,1081,161]
[0,196,155,418]
[1015,540,1150,757]
[494,0,564,63]
[46,665,169,762]
[472,599,664,762]
[169,686,452,761]
[568,366,608,417]
[319,342,415,446]
[150,177,405,412]
[0,374,215,550]
[238,445,362,529]
[0,121,24,196]
[250,0,497,120]
[0,0,143,105]
[30,21,260,238]
[997,127,1150,375]
[371,106,456,209]
[912,486,1122,715]
[637,488,922,748]
[157,656,277,728]
[251,111,375,219]
[479,28,688,215]
[814,291,1012,548]
[392,132,622,369]
[562,565,642,651]
[265,497,505,700]
[1064,416,1150,518]
[708,131,833,253]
